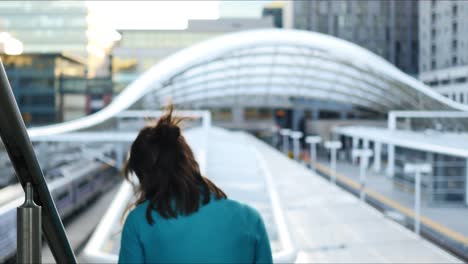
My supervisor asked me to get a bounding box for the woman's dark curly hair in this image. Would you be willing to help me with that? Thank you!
[124,105,226,225]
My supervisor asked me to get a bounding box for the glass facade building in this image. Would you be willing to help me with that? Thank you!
[0,1,119,77]
[419,1,468,105]
[292,0,419,75]
[1,53,86,125]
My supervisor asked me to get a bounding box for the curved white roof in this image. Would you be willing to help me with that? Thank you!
[28,29,468,137]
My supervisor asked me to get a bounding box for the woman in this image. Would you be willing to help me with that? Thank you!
[119,105,273,263]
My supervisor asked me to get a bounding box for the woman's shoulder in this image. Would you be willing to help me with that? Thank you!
[125,198,262,224]
[125,200,150,222]
[210,198,262,221]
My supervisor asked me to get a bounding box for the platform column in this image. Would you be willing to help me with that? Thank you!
[373,141,381,173]
[352,137,359,163]
[116,143,124,170]
[386,144,395,178]
[466,158,468,205]
[232,106,244,126]
[363,138,369,149]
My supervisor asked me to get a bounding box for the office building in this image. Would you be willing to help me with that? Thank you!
[112,18,274,91]
[262,2,284,28]
[419,0,468,104]
[0,1,119,77]
[292,0,419,75]
[1,53,86,125]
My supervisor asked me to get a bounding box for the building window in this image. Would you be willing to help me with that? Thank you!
[431,13,436,23]
[346,1,352,14]
[452,56,458,66]
[441,79,450,85]
[454,77,467,83]
[461,93,464,103]
[452,40,457,49]
[318,14,329,33]
[431,44,436,54]
[431,28,436,39]
[431,60,436,69]
[453,4,458,16]
[452,22,457,33]
[452,94,456,101]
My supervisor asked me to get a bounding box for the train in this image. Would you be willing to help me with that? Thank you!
[0,145,119,262]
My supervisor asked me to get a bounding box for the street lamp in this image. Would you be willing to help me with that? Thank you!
[279,128,291,155]
[352,149,373,202]
[290,131,303,161]
[305,136,321,172]
[324,140,342,185]
[0,32,23,55]
[404,163,432,237]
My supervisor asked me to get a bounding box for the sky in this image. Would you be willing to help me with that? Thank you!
[87,1,274,30]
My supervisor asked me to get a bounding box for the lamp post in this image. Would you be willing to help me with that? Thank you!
[324,141,342,185]
[305,136,321,172]
[279,128,291,155]
[290,131,303,161]
[352,149,373,202]
[404,163,432,237]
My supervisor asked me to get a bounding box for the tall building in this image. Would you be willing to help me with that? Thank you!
[262,2,283,28]
[292,0,419,75]
[1,53,86,125]
[0,1,119,124]
[112,18,274,91]
[419,0,468,104]
[0,1,119,77]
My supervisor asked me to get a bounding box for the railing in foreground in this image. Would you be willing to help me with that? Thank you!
[0,60,77,263]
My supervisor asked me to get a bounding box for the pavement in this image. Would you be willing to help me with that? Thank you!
[318,158,468,238]
[253,140,462,263]
[204,128,281,252]
[51,128,465,263]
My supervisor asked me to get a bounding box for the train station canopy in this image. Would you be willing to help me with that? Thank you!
[28,29,468,137]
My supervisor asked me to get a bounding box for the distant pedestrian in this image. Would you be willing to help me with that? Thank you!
[119,104,273,264]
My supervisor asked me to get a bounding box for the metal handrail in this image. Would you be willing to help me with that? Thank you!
[0,60,77,263]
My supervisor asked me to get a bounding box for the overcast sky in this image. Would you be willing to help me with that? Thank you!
[87,1,274,30]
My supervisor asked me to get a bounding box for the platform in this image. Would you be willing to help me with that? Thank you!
[314,157,468,260]
[81,127,462,263]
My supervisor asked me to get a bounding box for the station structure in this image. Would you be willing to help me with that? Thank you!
[1,29,467,262]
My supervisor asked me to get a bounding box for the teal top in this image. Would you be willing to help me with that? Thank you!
[118,198,273,263]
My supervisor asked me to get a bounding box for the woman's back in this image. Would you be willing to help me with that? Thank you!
[118,105,272,263]
[119,198,272,263]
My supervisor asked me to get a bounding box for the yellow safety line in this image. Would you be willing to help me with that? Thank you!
[314,162,468,245]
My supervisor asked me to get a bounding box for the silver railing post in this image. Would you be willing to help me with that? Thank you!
[290,131,303,161]
[352,149,373,202]
[305,136,321,172]
[0,60,77,263]
[324,141,342,185]
[404,163,432,237]
[279,129,291,155]
[271,126,279,148]
[17,183,42,263]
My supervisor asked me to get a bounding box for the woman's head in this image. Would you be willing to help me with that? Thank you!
[124,105,226,225]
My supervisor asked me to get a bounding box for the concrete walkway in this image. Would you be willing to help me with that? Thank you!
[318,158,468,238]
[253,140,462,263]
[205,128,280,252]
